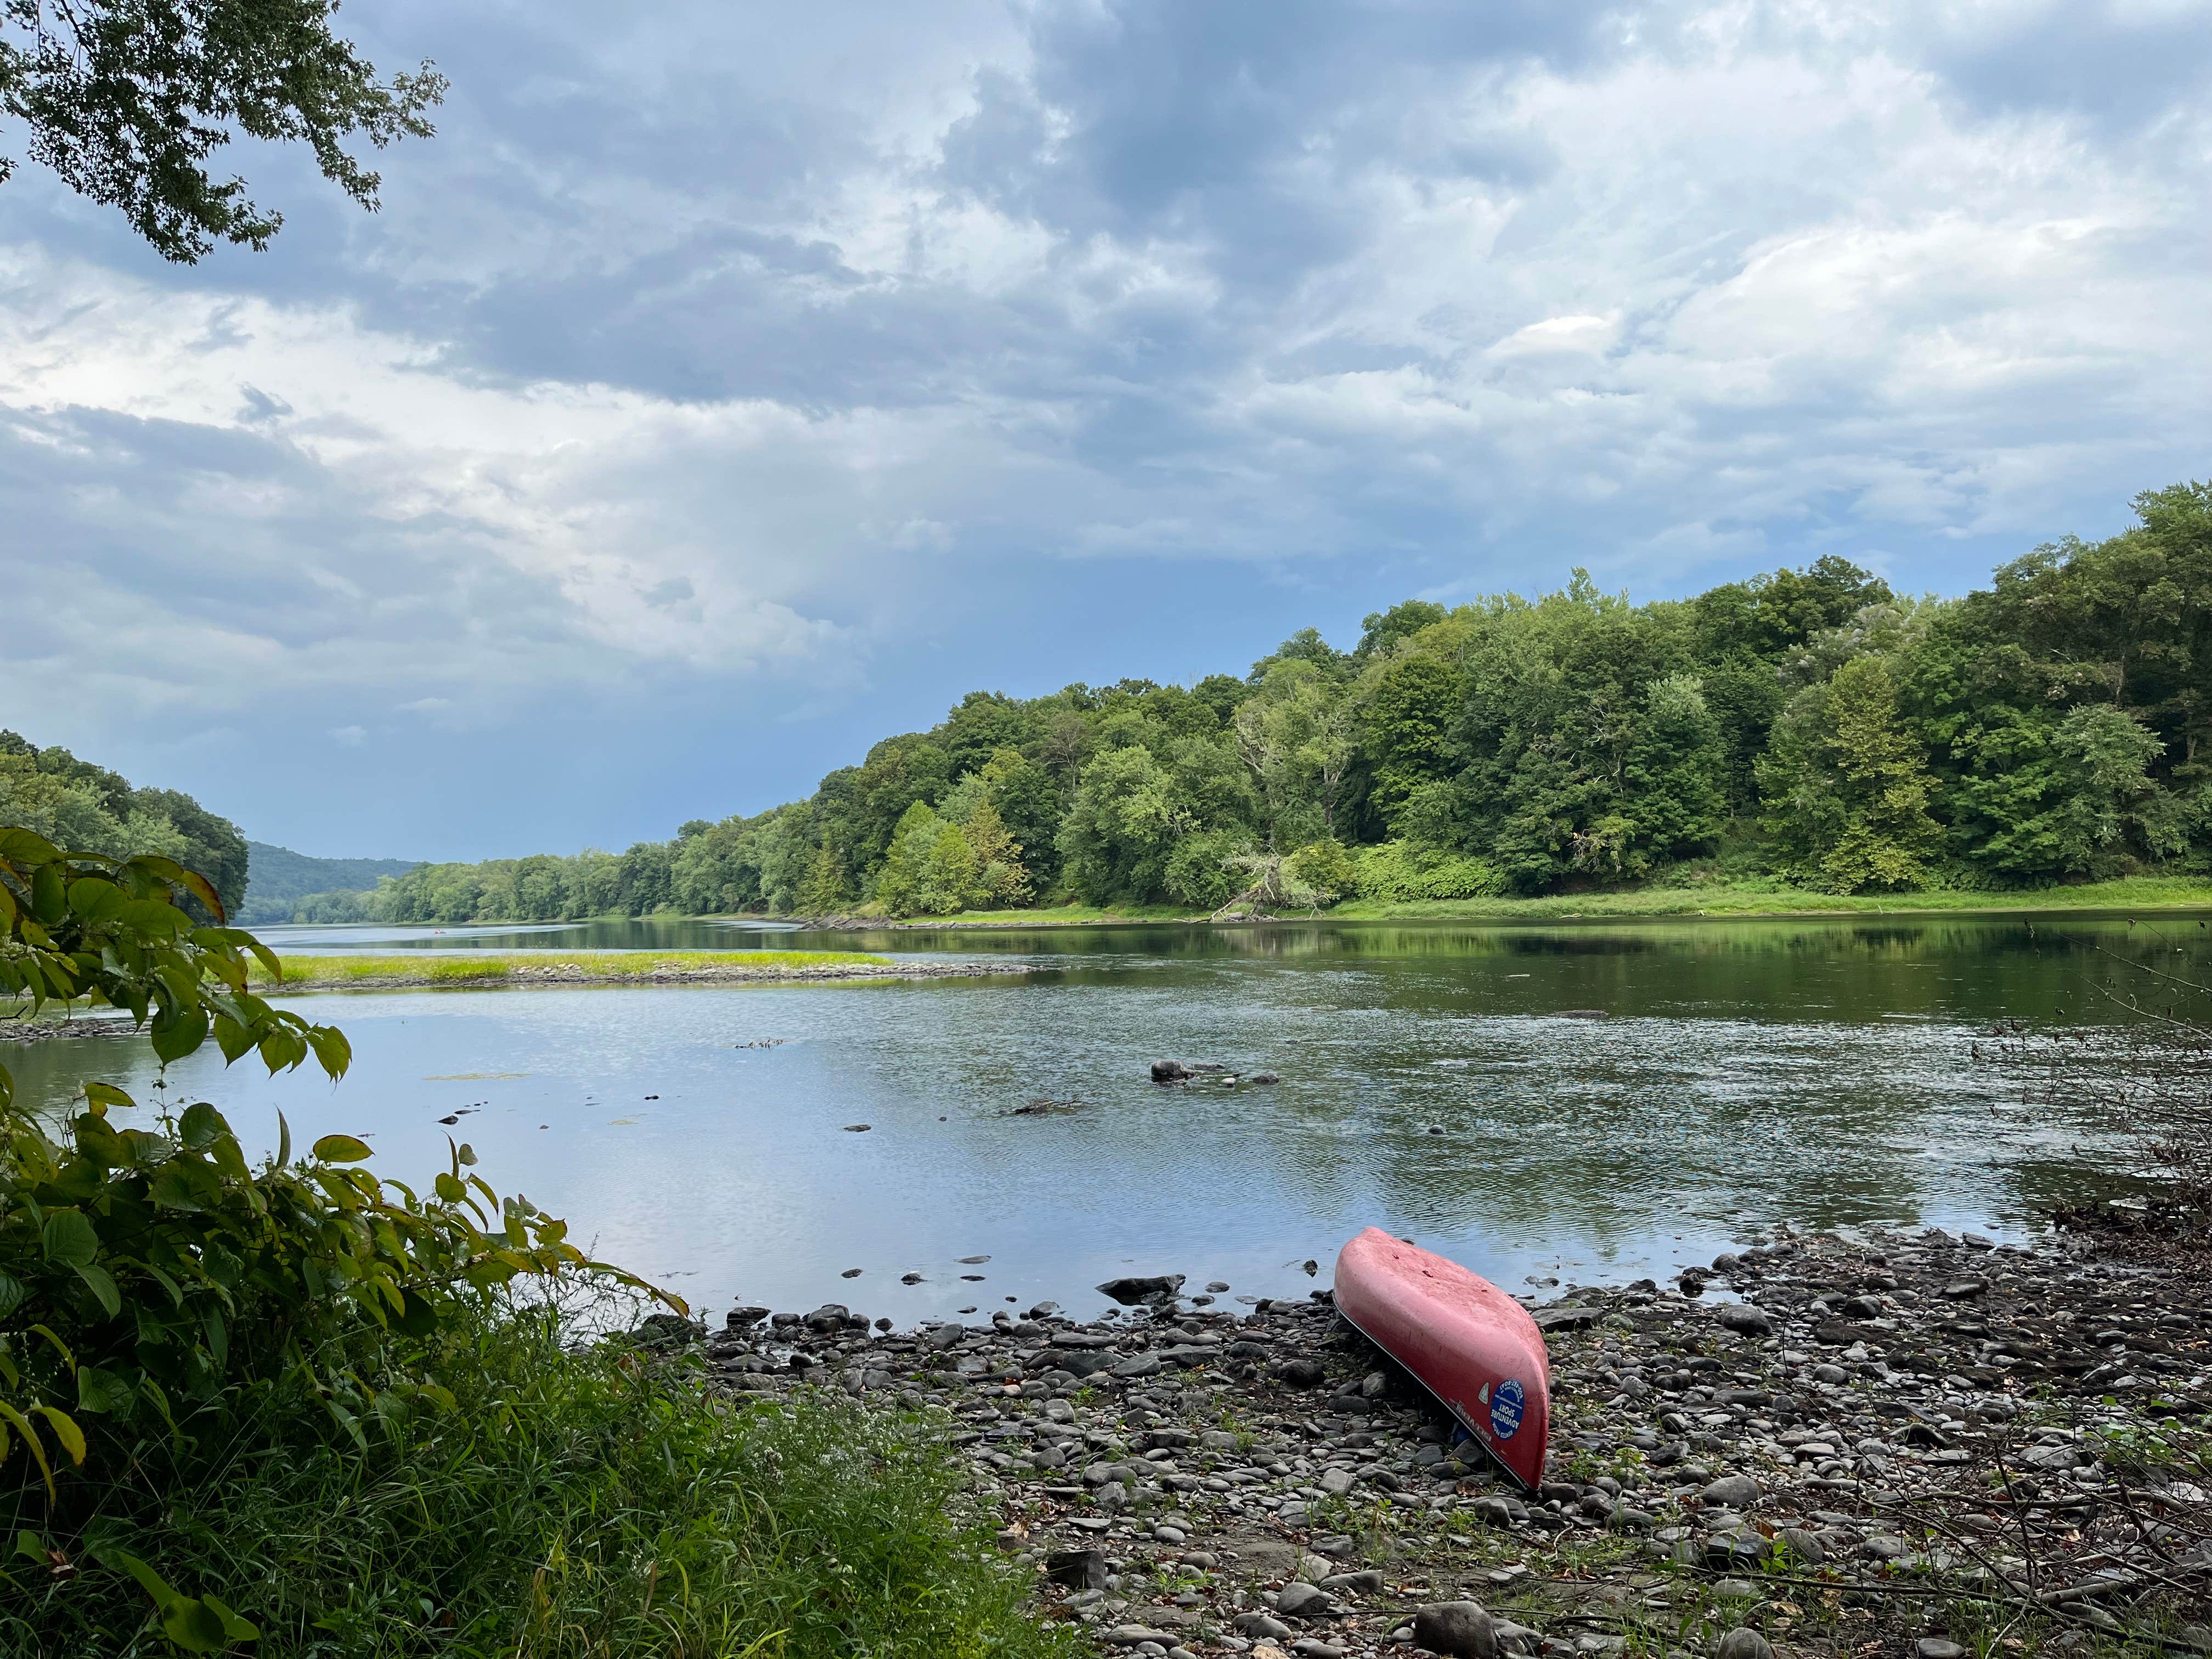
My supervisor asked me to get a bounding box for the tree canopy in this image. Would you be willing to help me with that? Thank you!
[0,0,444,261]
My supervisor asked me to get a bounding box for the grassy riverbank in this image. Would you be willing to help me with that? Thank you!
[255,949,894,988]
[2,1303,1073,1658]
[816,873,2212,928]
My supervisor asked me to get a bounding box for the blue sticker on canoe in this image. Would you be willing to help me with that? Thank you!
[1489,1378,1526,1441]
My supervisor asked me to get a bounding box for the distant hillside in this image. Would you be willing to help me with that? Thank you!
[241,842,419,923]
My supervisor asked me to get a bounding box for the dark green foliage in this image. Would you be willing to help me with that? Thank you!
[0,0,445,263]
[0,735,250,917]
[235,478,2212,917]
[1357,652,1464,834]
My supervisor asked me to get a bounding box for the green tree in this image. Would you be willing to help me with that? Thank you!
[1233,662,1353,845]
[1055,747,1193,904]
[1354,653,1463,833]
[962,797,1032,909]
[794,839,848,913]
[872,802,949,916]
[977,748,1062,889]
[1760,654,1943,891]
[1622,673,1728,865]
[1355,600,1449,663]
[849,735,951,881]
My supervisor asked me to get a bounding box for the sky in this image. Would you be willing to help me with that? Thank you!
[3,0,2208,862]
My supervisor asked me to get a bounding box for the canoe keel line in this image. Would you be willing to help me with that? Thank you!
[1330,1227,1551,1492]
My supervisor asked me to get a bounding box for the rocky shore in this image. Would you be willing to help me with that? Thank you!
[0,1013,140,1046]
[689,1221,2212,1659]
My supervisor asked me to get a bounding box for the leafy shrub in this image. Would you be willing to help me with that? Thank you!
[1164,829,1251,908]
[1,830,672,1647]
[1284,838,1358,904]
[1350,839,1508,901]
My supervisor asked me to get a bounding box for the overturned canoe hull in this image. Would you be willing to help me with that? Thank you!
[1331,1227,1551,1491]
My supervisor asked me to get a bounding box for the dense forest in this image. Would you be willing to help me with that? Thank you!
[168,481,2212,922]
[0,731,250,915]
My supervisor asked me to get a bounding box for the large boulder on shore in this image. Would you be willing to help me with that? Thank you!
[1414,1601,1499,1658]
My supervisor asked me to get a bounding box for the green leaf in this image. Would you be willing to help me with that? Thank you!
[434,1171,466,1202]
[13,1530,43,1562]
[162,1596,231,1652]
[151,1009,210,1063]
[392,1288,441,1339]
[0,1274,24,1321]
[0,1404,55,1500]
[149,1160,214,1212]
[0,825,62,862]
[30,862,65,924]
[76,1364,134,1414]
[27,1406,85,1466]
[73,1262,121,1317]
[119,896,189,935]
[312,1134,373,1164]
[41,1210,98,1268]
[177,1102,228,1150]
[145,1261,185,1309]
[82,1081,135,1113]
[65,877,126,920]
[456,1142,477,1167]
[201,1593,259,1643]
[306,1023,353,1080]
[103,1545,182,1607]
[211,1013,255,1063]
[258,1025,306,1073]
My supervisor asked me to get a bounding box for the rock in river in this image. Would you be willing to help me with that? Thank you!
[1098,1273,1187,1304]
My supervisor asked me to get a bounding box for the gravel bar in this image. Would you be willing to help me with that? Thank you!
[686,1221,2212,1659]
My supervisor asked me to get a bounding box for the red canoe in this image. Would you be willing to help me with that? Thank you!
[1331,1227,1551,1490]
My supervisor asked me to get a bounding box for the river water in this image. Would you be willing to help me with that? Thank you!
[2,913,2185,1324]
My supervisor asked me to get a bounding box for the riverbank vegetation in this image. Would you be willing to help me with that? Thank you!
[0,833,1062,1655]
[275,479,2212,926]
[851,874,2212,927]
[252,949,891,987]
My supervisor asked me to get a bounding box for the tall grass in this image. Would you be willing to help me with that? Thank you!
[1,1306,1072,1658]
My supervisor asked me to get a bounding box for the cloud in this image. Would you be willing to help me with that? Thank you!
[1,0,2206,853]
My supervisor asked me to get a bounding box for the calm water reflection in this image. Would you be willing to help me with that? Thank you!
[9,914,2187,1323]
